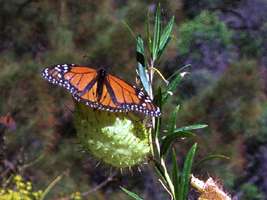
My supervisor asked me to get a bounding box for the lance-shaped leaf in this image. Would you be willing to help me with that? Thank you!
[152,5,161,61]
[136,35,145,65]
[174,124,208,132]
[154,111,161,140]
[154,87,163,110]
[154,159,168,185]
[136,35,150,94]
[161,131,195,156]
[157,16,175,59]
[153,87,162,138]
[179,143,197,200]
[194,154,230,170]
[172,148,180,199]
[146,12,153,56]
[167,105,180,135]
[162,72,183,104]
[121,187,144,200]
[137,63,150,95]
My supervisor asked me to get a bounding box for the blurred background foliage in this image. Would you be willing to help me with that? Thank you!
[1,0,267,199]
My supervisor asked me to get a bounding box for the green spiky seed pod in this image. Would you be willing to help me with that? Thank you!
[74,103,150,168]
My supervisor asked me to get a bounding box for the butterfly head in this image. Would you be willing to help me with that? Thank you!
[97,68,108,78]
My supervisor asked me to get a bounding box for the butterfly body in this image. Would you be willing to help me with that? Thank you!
[42,64,160,116]
[95,68,108,102]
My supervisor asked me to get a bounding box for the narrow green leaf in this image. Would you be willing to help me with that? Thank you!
[121,20,136,39]
[153,87,162,138]
[154,87,163,111]
[136,35,150,94]
[157,37,171,59]
[159,16,174,51]
[194,155,230,170]
[154,112,161,139]
[167,64,191,81]
[153,159,168,184]
[161,131,195,156]
[136,35,145,60]
[146,11,153,55]
[152,5,161,61]
[174,124,208,133]
[161,131,195,140]
[157,16,175,58]
[137,63,150,95]
[167,105,180,135]
[162,73,183,104]
[172,148,179,199]
[179,143,197,200]
[120,187,143,200]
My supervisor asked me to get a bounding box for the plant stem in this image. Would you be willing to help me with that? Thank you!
[40,172,65,200]
[148,57,175,199]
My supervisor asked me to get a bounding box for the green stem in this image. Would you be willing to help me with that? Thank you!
[149,57,175,199]
[160,158,175,199]
[40,173,64,200]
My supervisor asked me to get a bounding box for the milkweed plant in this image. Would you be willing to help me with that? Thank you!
[74,6,231,200]
[0,5,230,200]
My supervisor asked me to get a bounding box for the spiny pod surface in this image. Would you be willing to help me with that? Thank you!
[74,103,150,168]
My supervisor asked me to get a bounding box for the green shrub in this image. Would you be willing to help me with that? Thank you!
[177,11,232,55]
[235,31,264,58]
[177,60,265,188]
[240,183,264,200]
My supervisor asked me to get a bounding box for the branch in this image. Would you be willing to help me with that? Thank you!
[81,172,117,197]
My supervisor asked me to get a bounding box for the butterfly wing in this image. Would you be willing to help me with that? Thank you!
[104,74,161,116]
[42,64,97,92]
[42,64,98,102]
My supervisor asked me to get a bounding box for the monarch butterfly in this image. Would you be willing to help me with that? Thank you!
[42,64,161,117]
